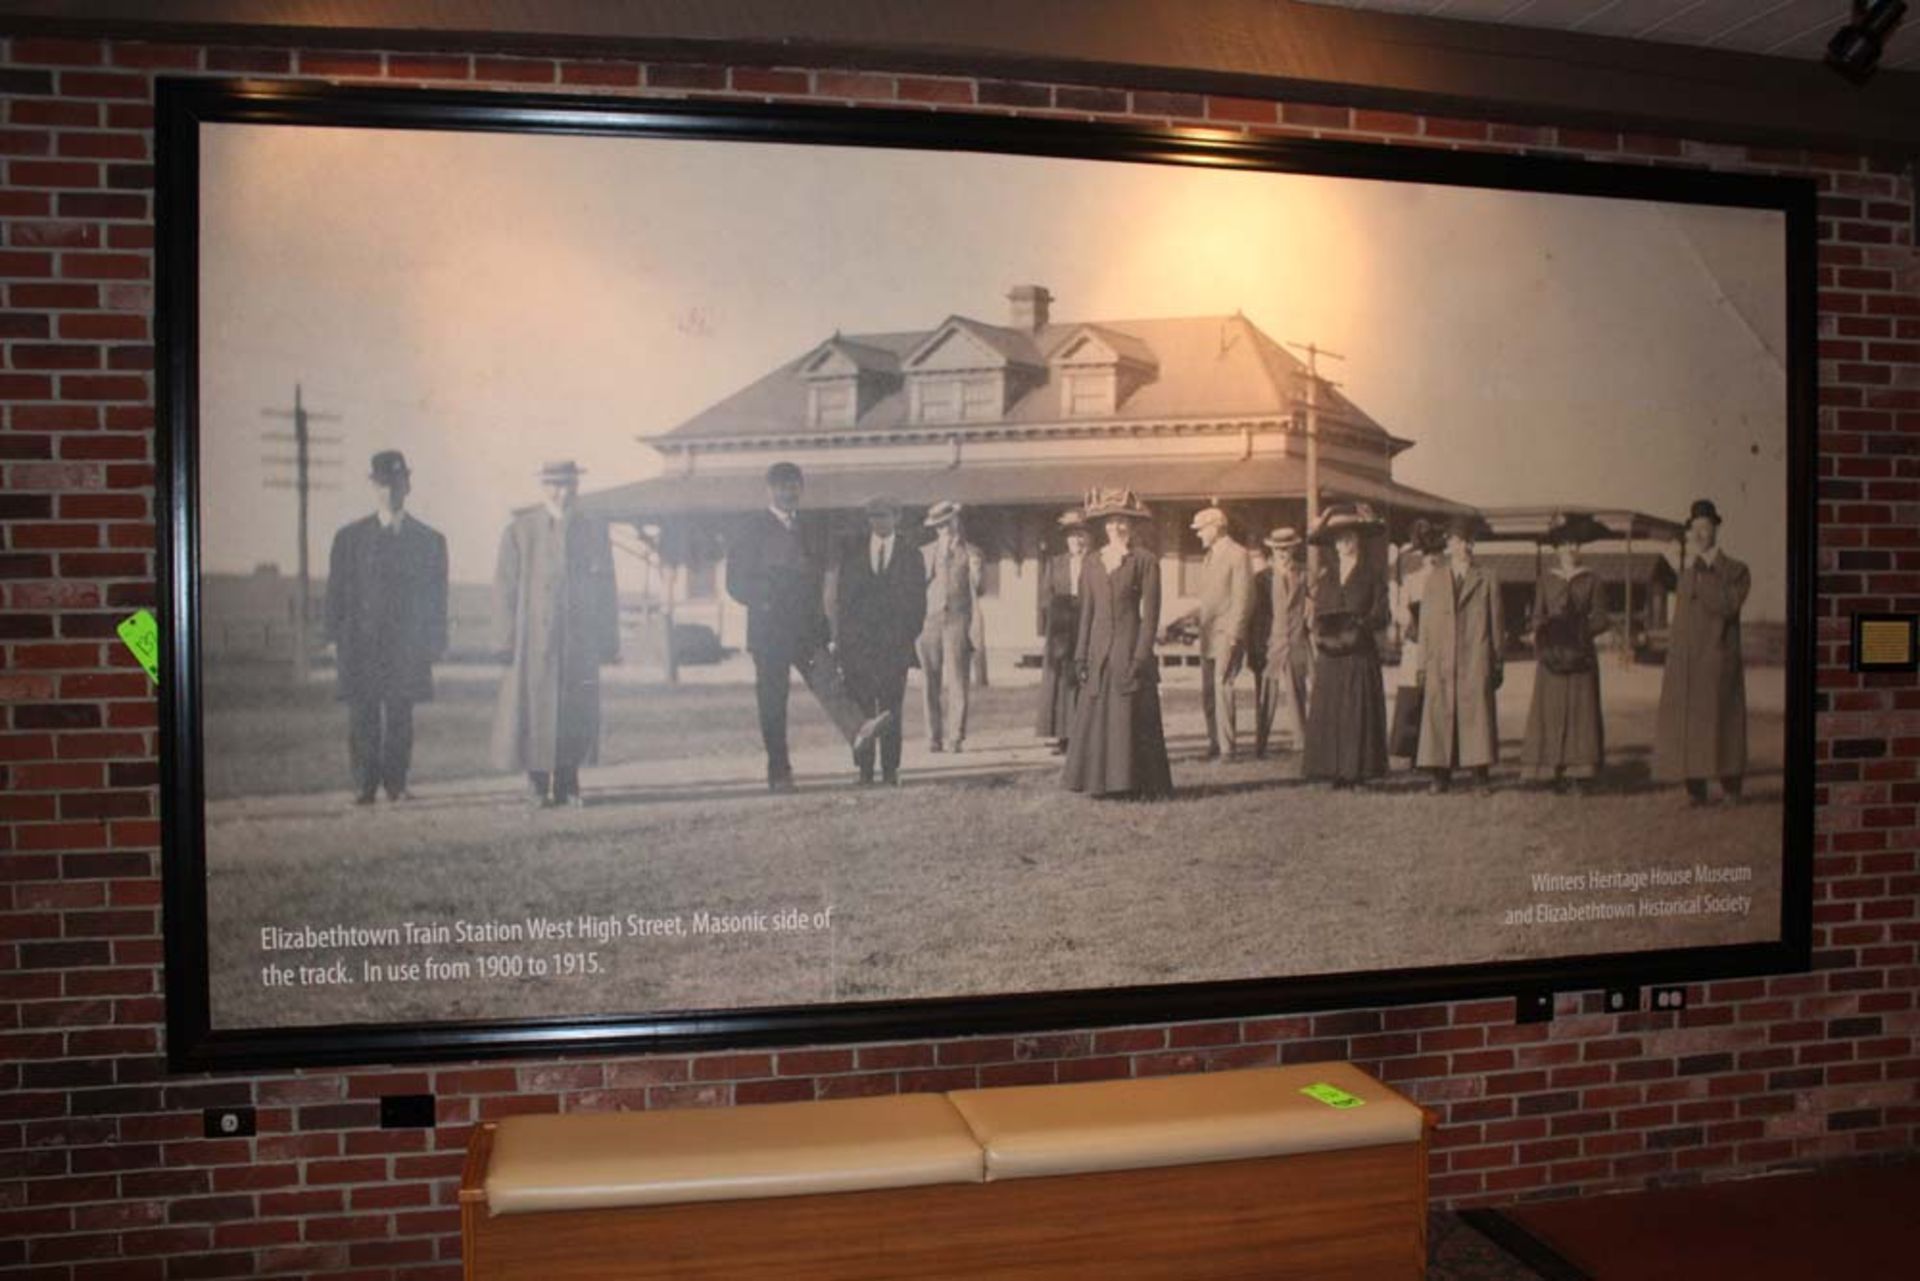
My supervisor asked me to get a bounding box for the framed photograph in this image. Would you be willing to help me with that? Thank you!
[158,78,1815,1070]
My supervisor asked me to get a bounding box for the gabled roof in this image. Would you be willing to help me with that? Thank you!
[654,310,1395,446]
[902,315,1046,370]
[801,334,901,377]
[1047,323,1157,370]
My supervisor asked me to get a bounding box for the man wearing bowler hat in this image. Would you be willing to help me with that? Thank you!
[1190,505,1253,761]
[828,496,922,785]
[918,499,984,753]
[324,450,449,805]
[1655,498,1750,805]
[490,459,620,808]
[727,461,890,791]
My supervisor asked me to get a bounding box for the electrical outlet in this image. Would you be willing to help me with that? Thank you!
[1604,985,1641,1014]
[203,1106,255,1138]
[1515,990,1555,1024]
[1650,985,1688,1012]
[380,1093,437,1129]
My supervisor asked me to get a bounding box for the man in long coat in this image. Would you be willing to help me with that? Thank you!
[727,461,885,791]
[828,496,923,785]
[325,450,448,805]
[918,500,983,753]
[1255,527,1311,757]
[1417,516,1504,791]
[490,459,620,808]
[1191,506,1254,761]
[1654,499,1749,804]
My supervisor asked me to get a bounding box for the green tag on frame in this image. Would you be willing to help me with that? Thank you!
[1301,1082,1365,1109]
[117,610,160,685]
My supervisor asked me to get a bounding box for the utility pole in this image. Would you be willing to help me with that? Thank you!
[1286,341,1345,575]
[262,384,341,685]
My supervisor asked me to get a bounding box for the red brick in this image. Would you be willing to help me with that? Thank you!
[475,57,556,84]
[730,68,811,96]
[388,55,472,81]
[1205,95,1276,124]
[298,51,384,77]
[815,70,893,100]
[12,38,106,66]
[559,60,641,87]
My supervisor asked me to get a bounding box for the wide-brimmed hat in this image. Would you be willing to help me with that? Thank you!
[1263,526,1304,551]
[1405,518,1445,557]
[925,499,963,528]
[1084,487,1152,521]
[368,450,409,485]
[1686,498,1723,527]
[1057,508,1087,529]
[538,459,584,483]
[1189,506,1229,532]
[1541,511,1611,547]
[1306,502,1383,545]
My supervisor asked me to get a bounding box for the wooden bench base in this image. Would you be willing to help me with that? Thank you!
[461,1124,1428,1281]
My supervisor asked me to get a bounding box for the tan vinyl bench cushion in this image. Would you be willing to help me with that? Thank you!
[484,1093,984,1215]
[947,1063,1425,1181]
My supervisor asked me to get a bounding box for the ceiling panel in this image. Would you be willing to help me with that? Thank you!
[1303,1,1920,68]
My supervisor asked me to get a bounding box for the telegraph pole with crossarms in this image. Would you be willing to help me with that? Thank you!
[261,384,342,683]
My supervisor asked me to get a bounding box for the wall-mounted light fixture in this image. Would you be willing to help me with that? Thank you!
[1827,0,1908,84]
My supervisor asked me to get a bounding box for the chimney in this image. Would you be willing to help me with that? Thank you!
[1007,284,1053,332]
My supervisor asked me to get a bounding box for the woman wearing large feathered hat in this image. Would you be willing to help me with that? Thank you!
[1060,488,1173,799]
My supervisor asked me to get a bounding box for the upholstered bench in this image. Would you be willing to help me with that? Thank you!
[460,1062,1431,1280]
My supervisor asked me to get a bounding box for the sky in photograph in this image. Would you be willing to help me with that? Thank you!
[198,122,1791,617]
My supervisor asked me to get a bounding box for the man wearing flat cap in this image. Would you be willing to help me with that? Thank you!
[1655,499,1749,805]
[490,459,620,808]
[918,499,984,753]
[325,450,448,805]
[1190,506,1253,761]
[727,461,888,791]
[827,496,922,784]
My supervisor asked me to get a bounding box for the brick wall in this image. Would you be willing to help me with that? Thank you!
[1,32,1915,1281]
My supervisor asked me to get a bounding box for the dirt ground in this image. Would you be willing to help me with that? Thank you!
[202,660,1788,1029]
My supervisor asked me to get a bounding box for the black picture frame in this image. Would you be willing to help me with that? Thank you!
[157,76,1818,1072]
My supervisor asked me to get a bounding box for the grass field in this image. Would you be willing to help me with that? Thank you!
[204,659,1788,1030]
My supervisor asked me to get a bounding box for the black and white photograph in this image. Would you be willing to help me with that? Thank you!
[162,85,1811,1064]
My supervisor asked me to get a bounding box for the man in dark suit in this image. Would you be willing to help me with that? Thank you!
[726,461,888,791]
[828,496,922,785]
[324,450,449,805]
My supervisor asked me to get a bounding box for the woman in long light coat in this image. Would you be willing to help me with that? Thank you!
[1521,514,1611,792]
[1061,489,1173,799]
[1417,515,1504,792]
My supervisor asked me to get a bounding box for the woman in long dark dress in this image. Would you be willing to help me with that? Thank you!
[1522,512,1611,792]
[1061,489,1173,799]
[1302,505,1390,787]
[1034,510,1091,754]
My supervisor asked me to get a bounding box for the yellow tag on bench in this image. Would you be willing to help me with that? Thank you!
[1301,1083,1365,1109]
[117,610,160,685]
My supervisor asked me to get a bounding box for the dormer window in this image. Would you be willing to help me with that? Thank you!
[1048,327,1157,419]
[808,379,857,428]
[903,318,1044,426]
[1063,366,1117,417]
[798,337,899,429]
